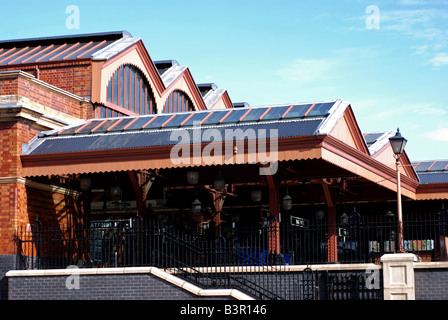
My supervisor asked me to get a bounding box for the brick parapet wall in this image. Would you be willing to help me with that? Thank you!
[0,60,93,100]
[0,71,93,120]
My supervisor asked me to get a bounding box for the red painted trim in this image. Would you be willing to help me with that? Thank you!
[200,111,214,124]
[219,109,232,123]
[427,161,437,171]
[63,41,92,60]
[8,46,41,65]
[281,105,294,119]
[77,40,107,58]
[180,113,195,126]
[259,107,272,121]
[161,114,176,128]
[106,118,124,132]
[103,101,138,116]
[142,115,158,129]
[304,103,316,117]
[35,44,67,62]
[21,45,53,63]
[90,119,108,133]
[0,46,29,64]
[322,135,419,193]
[49,42,80,61]
[74,121,92,134]
[102,40,165,97]
[123,117,139,131]
[0,47,17,59]
[239,109,252,122]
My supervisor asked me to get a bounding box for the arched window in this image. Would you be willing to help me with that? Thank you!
[106,64,156,116]
[163,90,194,113]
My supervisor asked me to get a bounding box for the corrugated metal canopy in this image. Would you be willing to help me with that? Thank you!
[413,160,448,184]
[23,101,341,156]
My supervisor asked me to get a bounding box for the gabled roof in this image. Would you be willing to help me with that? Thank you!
[363,131,394,155]
[0,31,134,65]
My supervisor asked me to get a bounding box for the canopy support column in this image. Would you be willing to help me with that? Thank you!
[128,170,155,219]
[322,182,338,263]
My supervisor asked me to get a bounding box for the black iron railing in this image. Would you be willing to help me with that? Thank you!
[14,211,448,268]
[13,211,448,299]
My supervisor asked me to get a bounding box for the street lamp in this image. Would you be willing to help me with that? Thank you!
[389,128,407,253]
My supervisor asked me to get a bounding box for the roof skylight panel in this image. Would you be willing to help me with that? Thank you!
[260,106,290,121]
[281,104,313,119]
[201,110,230,125]
[239,107,269,123]
[429,160,448,172]
[107,118,139,132]
[219,109,251,124]
[162,113,192,128]
[142,114,173,129]
[306,102,334,117]
[180,112,212,127]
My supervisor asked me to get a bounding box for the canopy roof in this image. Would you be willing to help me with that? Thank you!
[0,31,135,65]
[25,100,337,155]
[413,160,448,184]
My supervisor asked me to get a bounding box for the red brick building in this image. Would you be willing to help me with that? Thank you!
[1,31,447,300]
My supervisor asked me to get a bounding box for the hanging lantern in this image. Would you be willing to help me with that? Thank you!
[214,173,225,192]
[79,176,91,191]
[110,177,122,199]
[340,212,349,225]
[192,199,202,213]
[187,170,199,184]
[316,209,325,221]
[251,190,262,202]
[282,194,293,210]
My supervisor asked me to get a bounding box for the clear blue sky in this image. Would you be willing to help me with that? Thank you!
[2,0,447,162]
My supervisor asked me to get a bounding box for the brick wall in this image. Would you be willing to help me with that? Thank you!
[0,255,16,300]
[0,61,93,100]
[7,272,233,300]
[26,185,84,226]
[415,268,448,300]
[0,72,93,120]
[0,72,90,257]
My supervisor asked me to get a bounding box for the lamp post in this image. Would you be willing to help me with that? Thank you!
[389,128,407,253]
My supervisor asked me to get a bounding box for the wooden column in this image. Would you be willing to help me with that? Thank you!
[266,173,281,254]
[128,170,154,219]
[322,182,338,262]
[210,190,226,237]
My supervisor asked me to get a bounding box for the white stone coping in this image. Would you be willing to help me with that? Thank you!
[413,261,448,269]
[6,266,254,300]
